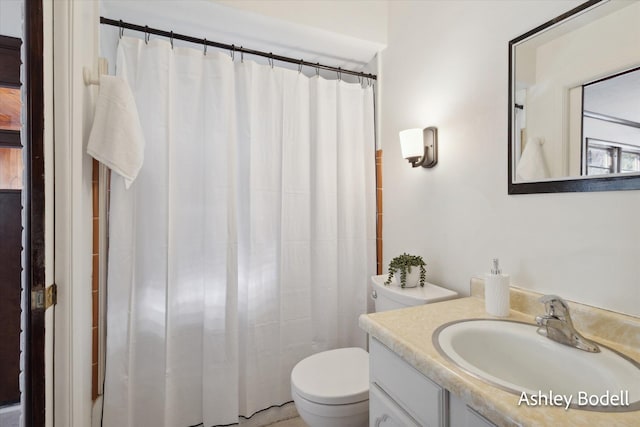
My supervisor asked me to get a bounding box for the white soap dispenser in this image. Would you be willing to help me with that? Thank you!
[485,258,510,317]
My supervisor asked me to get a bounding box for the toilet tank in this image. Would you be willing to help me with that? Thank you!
[371,274,458,312]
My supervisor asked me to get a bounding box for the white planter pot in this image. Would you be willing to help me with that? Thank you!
[399,267,421,288]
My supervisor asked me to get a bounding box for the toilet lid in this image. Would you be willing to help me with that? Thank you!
[291,347,369,405]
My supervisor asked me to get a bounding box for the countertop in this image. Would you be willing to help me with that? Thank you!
[359,294,640,427]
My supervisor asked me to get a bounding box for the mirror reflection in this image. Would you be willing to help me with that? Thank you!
[509,0,640,192]
[583,68,640,176]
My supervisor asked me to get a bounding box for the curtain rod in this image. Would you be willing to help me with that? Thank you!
[100,17,377,81]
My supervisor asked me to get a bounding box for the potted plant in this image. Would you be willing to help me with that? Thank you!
[384,253,426,288]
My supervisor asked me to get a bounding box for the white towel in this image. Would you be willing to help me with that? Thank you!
[516,137,550,181]
[87,75,145,189]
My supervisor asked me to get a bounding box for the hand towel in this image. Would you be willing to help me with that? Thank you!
[87,75,145,189]
[516,137,550,181]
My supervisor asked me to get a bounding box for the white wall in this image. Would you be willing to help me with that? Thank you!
[101,0,385,76]
[381,0,640,317]
[215,0,387,45]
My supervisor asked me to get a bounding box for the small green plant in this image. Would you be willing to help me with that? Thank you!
[384,253,426,288]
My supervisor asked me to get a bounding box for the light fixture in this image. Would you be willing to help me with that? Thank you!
[399,127,438,168]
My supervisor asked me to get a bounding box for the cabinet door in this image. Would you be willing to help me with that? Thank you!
[370,384,420,427]
[370,338,445,426]
[449,392,496,427]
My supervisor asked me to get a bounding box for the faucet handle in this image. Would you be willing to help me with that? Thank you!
[538,294,571,319]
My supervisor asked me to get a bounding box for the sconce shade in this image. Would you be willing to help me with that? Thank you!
[399,128,425,159]
[399,126,438,168]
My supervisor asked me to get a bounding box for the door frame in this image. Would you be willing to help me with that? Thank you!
[52,1,100,425]
[24,0,46,425]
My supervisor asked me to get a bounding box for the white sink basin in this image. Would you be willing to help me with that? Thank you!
[434,319,640,412]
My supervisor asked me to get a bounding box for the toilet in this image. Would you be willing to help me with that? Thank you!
[291,274,458,427]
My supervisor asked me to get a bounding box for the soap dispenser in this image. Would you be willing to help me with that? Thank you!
[485,258,510,317]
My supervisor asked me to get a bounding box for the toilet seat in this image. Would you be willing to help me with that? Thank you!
[291,347,369,405]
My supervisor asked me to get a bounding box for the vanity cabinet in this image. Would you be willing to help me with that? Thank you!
[369,338,496,427]
[370,384,421,427]
[370,338,446,426]
[448,393,495,427]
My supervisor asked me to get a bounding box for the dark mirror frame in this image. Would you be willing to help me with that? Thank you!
[507,0,640,194]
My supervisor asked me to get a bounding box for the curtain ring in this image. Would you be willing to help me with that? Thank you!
[298,59,303,74]
[203,38,207,56]
[337,67,342,81]
[316,63,320,77]
[144,26,150,44]
[170,31,174,49]
[268,52,274,69]
[241,47,244,63]
[230,44,235,60]
[119,20,124,39]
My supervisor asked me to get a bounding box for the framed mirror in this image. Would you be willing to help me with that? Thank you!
[508,0,640,194]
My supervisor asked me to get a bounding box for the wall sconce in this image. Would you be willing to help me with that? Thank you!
[399,127,438,168]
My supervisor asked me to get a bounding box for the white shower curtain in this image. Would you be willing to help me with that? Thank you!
[103,37,376,427]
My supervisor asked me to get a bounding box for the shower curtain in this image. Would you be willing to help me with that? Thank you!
[102,37,376,427]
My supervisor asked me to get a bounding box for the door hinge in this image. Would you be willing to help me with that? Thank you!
[32,284,57,310]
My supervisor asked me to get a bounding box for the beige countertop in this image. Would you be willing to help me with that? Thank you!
[359,292,640,427]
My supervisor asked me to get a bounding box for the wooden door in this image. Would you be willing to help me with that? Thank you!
[0,4,46,421]
[0,190,22,405]
[0,34,22,408]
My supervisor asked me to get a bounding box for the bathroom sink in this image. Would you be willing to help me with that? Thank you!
[433,319,640,412]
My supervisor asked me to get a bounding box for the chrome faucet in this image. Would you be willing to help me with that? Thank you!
[535,295,600,353]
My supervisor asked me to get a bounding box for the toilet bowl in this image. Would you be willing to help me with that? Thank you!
[290,275,458,427]
[291,347,369,427]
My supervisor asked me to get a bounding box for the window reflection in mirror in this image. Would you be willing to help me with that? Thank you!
[582,68,640,176]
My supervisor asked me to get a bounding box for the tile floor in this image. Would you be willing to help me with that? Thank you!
[267,416,308,427]
[0,404,304,427]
